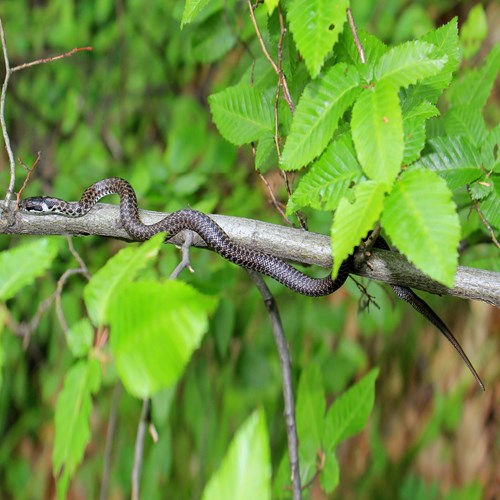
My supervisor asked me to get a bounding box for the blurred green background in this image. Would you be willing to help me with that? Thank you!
[0,0,498,498]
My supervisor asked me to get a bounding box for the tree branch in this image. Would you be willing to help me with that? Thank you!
[1,202,499,307]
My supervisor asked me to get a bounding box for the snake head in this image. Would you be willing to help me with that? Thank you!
[18,197,61,213]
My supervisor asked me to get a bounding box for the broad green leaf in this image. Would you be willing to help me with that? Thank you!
[402,101,439,164]
[331,181,386,277]
[481,177,500,230]
[202,409,271,500]
[181,0,211,26]
[375,41,448,89]
[381,169,460,286]
[417,136,483,190]
[444,107,487,146]
[83,233,164,326]
[281,63,361,170]
[447,44,500,109]
[287,132,362,214]
[324,368,378,449]
[67,318,94,358]
[0,238,58,300]
[191,16,236,63]
[296,364,325,465]
[351,80,404,185]
[209,84,274,145]
[53,359,101,500]
[264,0,279,15]
[320,450,340,494]
[407,19,460,104]
[287,0,349,78]
[109,280,217,398]
[255,133,276,172]
[460,4,488,60]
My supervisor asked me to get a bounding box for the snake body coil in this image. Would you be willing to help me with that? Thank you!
[19,177,483,389]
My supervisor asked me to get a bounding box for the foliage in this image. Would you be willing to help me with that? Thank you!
[0,0,498,498]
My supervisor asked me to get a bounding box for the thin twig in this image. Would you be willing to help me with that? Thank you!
[15,152,41,208]
[346,8,365,64]
[257,170,293,225]
[169,230,195,279]
[131,398,150,500]
[100,382,122,500]
[475,203,500,250]
[248,270,302,500]
[10,46,92,73]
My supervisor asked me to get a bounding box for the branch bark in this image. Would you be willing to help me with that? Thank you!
[1,202,499,307]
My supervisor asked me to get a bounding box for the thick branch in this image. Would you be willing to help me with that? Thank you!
[1,202,499,307]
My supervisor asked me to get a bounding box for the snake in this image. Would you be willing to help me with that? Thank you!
[19,177,484,389]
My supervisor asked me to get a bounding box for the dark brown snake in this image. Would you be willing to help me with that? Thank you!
[19,177,484,389]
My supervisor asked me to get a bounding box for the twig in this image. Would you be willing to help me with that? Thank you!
[474,203,500,250]
[131,398,150,500]
[169,230,195,279]
[100,382,122,500]
[10,46,92,73]
[257,170,293,225]
[346,8,365,64]
[248,270,302,500]
[15,152,41,207]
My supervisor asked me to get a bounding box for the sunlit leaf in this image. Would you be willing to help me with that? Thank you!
[381,169,460,286]
[209,84,274,145]
[281,63,360,170]
[109,280,217,398]
[202,409,271,500]
[287,0,349,78]
[0,238,58,301]
[351,79,404,185]
[331,181,386,277]
[181,0,211,26]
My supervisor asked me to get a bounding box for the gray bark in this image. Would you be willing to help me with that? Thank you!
[1,202,499,307]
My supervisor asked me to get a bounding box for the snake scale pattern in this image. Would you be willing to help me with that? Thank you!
[19,177,483,389]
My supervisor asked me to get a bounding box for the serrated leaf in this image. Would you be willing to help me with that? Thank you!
[109,280,217,398]
[181,0,211,26]
[287,132,362,214]
[323,368,379,449]
[287,0,349,78]
[53,359,101,499]
[444,106,487,146]
[296,365,325,459]
[407,19,460,104]
[481,177,500,229]
[83,233,164,326]
[375,41,448,89]
[209,84,274,145]
[281,63,361,170]
[255,133,276,171]
[352,80,404,185]
[417,136,483,190]
[402,101,439,164]
[381,169,460,286]
[447,44,500,109]
[202,409,271,500]
[331,181,386,277]
[0,238,58,300]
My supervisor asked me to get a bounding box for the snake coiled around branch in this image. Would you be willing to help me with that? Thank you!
[19,177,484,389]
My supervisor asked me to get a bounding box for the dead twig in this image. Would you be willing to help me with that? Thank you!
[346,8,365,64]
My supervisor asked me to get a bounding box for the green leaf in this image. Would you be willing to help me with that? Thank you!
[296,364,325,465]
[83,233,164,326]
[209,84,274,145]
[331,181,386,277]
[460,4,488,60]
[481,177,500,230]
[53,359,101,499]
[407,19,460,104]
[67,318,94,358]
[287,0,349,78]
[191,15,236,63]
[323,368,378,449]
[109,280,217,398]
[287,132,362,214]
[447,44,500,109]
[402,101,439,164]
[351,80,404,185]
[181,0,211,26]
[417,136,483,190]
[0,238,58,300]
[281,63,361,170]
[202,409,271,500]
[320,450,340,494]
[375,41,448,89]
[381,169,460,286]
[443,107,487,146]
[264,0,279,15]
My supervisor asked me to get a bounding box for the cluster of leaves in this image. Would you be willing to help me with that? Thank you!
[0,0,497,499]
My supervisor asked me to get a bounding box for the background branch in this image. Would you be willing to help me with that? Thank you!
[2,202,499,307]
